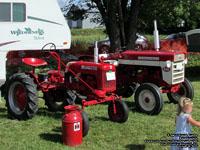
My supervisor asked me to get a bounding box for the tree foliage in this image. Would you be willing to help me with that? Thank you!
[138,0,200,33]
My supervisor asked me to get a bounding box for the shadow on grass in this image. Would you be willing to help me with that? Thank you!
[52,126,62,133]
[40,125,63,143]
[0,114,9,119]
[0,107,6,112]
[124,101,138,112]
[0,108,10,118]
[95,116,110,122]
[36,108,63,119]
[40,133,62,143]
[126,144,145,150]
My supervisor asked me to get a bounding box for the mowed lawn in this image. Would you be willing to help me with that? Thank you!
[0,76,200,150]
[0,29,200,149]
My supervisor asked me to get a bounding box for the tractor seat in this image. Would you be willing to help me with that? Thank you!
[22,58,47,67]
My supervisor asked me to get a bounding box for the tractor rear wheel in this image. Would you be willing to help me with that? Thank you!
[167,78,194,104]
[44,90,74,112]
[5,73,38,120]
[108,99,129,123]
[135,83,164,115]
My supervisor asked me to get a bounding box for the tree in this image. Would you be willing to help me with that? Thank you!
[138,0,200,33]
[64,0,141,52]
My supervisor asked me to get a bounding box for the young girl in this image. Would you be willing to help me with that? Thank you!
[171,97,200,150]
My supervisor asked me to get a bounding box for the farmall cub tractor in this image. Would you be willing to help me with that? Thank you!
[4,43,128,136]
[103,21,194,115]
[0,0,128,137]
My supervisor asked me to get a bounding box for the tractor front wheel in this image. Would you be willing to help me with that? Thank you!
[135,83,164,115]
[108,99,129,123]
[5,73,38,120]
[167,78,194,104]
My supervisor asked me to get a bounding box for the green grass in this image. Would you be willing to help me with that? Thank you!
[70,28,167,45]
[145,34,167,41]
[1,29,200,149]
[0,77,200,150]
[186,54,200,77]
[71,28,107,44]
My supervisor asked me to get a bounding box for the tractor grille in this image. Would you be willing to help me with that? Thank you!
[172,61,185,84]
[104,80,115,89]
[103,73,116,92]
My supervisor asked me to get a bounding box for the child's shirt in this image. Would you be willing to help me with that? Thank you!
[175,113,191,134]
[171,113,197,150]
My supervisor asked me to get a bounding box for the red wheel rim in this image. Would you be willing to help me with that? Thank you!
[110,102,123,122]
[145,97,150,103]
[14,84,27,111]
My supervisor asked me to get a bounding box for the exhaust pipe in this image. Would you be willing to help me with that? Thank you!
[153,20,160,51]
[94,41,98,63]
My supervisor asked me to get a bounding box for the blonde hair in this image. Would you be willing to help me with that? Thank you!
[177,97,193,115]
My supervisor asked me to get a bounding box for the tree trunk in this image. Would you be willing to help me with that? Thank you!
[126,0,140,50]
[93,0,141,52]
[107,0,121,52]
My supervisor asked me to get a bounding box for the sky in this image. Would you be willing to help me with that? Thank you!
[57,0,68,8]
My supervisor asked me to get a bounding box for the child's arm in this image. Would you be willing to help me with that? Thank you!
[187,116,200,127]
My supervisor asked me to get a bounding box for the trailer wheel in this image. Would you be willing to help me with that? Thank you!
[78,109,90,137]
[44,90,74,112]
[167,78,194,104]
[135,83,163,115]
[5,73,38,120]
[108,99,129,123]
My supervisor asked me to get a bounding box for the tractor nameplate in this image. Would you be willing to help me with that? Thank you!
[81,66,97,70]
[106,71,116,81]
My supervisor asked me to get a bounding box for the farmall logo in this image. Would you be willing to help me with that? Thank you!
[11,28,44,36]
[163,67,170,72]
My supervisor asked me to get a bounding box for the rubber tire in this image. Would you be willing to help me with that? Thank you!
[108,99,129,123]
[5,73,38,120]
[115,86,134,98]
[78,109,89,137]
[167,78,194,104]
[44,90,74,112]
[134,83,164,115]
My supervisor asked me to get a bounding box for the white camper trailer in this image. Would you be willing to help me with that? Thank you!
[0,0,71,88]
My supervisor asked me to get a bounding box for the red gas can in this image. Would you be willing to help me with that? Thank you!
[62,105,82,146]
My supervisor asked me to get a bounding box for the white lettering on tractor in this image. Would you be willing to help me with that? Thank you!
[138,56,159,60]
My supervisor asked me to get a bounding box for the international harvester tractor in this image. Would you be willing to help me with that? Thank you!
[101,21,194,115]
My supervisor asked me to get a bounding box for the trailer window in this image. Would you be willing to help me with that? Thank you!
[0,3,11,22]
[13,3,26,22]
[0,3,25,22]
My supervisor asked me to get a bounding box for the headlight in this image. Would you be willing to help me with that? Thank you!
[174,54,184,62]
[184,58,188,64]
[113,61,119,66]
[166,60,171,68]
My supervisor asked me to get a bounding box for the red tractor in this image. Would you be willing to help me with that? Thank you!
[103,50,193,115]
[4,43,129,136]
[101,21,194,115]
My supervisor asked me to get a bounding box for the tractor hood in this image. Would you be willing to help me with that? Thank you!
[120,50,186,62]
